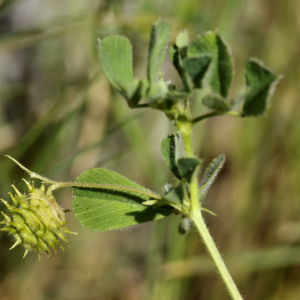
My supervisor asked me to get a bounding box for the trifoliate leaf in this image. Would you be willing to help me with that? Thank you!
[161,134,181,179]
[199,154,225,202]
[242,59,278,117]
[72,169,172,231]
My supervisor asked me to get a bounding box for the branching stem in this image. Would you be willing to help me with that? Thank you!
[7,109,242,299]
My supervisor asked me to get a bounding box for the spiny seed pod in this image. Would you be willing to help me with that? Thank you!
[0,179,77,259]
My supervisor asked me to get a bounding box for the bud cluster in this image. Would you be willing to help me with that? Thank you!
[0,180,77,259]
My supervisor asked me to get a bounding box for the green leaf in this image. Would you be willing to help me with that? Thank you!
[170,45,194,92]
[126,80,143,107]
[147,20,172,86]
[164,183,184,205]
[199,154,225,202]
[202,93,230,112]
[242,59,278,117]
[186,32,233,98]
[161,134,181,179]
[177,157,202,183]
[98,36,134,95]
[170,31,213,92]
[72,169,172,231]
[182,56,211,89]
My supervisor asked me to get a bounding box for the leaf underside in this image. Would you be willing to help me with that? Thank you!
[72,168,172,231]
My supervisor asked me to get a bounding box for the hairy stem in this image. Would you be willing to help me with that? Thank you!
[192,110,242,124]
[179,121,200,214]
[192,111,220,124]
[5,155,57,185]
[177,115,243,300]
[190,211,243,300]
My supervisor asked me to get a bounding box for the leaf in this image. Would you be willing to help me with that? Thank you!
[147,20,172,86]
[199,154,225,202]
[161,134,181,179]
[170,30,213,92]
[72,169,172,231]
[98,36,134,96]
[126,80,143,107]
[186,32,233,98]
[202,93,230,112]
[163,183,184,205]
[183,55,211,89]
[182,56,212,89]
[177,157,202,183]
[169,45,194,92]
[242,59,278,117]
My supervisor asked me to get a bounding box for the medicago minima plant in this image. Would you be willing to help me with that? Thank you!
[1,20,279,300]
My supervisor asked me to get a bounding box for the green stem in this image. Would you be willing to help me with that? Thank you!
[192,111,220,124]
[133,103,150,108]
[5,155,58,185]
[179,122,200,213]
[225,111,242,117]
[192,110,242,124]
[177,117,243,299]
[190,211,243,300]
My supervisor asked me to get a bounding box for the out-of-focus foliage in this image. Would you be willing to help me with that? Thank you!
[0,0,299,299]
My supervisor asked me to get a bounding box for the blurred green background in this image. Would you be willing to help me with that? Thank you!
[0,0,300,299]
